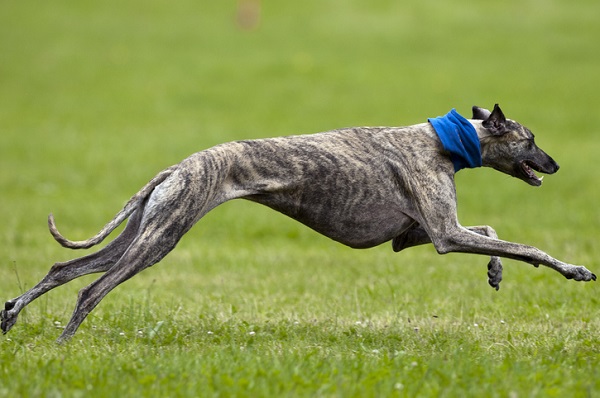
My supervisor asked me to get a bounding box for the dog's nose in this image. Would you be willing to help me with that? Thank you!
[544,157,559,174]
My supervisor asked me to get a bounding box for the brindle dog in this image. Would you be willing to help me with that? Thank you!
[2,104,595,342]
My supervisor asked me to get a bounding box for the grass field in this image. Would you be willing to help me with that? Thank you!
[1,0,600,396]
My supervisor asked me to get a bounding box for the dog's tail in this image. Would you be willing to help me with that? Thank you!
[48,165,178,249]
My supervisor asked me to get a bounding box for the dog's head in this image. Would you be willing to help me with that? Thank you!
[472,104,559,186]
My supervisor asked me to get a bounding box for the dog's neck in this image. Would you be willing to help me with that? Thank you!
[427,110,482,171]
[469,120,493,140]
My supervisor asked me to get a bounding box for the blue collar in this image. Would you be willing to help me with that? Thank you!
[428,109,482,172]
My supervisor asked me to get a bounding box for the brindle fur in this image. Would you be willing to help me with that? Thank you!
[2,104,595,342]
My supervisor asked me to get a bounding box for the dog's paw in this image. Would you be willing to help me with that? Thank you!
[1,310,15,334]
[1,300,18,334]
[565,265,596,282]
[487,257,503,291]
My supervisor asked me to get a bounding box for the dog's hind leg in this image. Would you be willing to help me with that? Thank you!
[1,209,143,335]
[57,236,172,342]
[56,169,219,342]
[393,224,503,290]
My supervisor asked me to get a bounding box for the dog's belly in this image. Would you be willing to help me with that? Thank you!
[246,194,416,249]
[298,208,416,249]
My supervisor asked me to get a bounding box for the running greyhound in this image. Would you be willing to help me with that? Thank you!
[2,104,595,342]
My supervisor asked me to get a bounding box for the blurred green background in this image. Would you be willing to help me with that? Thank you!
[2,0,599,248]
[2,0,599,307]
[1,1,600,395]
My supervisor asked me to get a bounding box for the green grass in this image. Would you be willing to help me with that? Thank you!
[1,0,600,396]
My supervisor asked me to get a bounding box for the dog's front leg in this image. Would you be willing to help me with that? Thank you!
[429,225,596,282]
[393,224,503,289]
[468,226,503,290]
[410,176,595,283]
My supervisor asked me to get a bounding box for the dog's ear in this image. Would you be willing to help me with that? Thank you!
[482,104,507,135]
[472,106,491,120]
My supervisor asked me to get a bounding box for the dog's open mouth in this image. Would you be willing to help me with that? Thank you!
[520,161,544,186]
